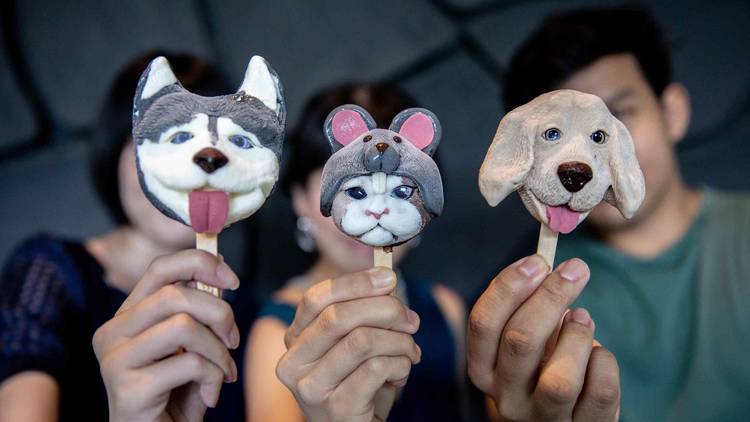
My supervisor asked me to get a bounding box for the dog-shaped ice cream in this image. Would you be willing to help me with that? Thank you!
[479,90,645,234]
[320,105,443,247]
[132,56,285,234]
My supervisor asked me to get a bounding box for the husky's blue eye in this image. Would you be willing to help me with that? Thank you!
[345,187,367,200]
[392,185,414,200]
[229,135,254,149]
[170,131,193,144]
[542,128,562,142]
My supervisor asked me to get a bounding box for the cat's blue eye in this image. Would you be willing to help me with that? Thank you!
[229,135,254,149]
[392,185,414,200]
[170,131,193,144]
[542,128,561,142]
[345,187,367,200]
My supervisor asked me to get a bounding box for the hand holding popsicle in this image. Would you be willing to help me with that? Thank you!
[320,105,444,269]
[132,55,285,296]
[479,90,645,267]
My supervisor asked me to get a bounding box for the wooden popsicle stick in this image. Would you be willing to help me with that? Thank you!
[374,246,394,296]
[536,223,558,271]
[195,232,222,298]
[373,246,393,269]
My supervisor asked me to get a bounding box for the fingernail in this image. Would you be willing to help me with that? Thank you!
[369,268,396,288]
[415,345,422,364]
[407,309,420,328]
[519,255,547,279]
[229,324,240,349]
[230,359,238,383]
[217,261,240,290]
[558,259,587,282]
[570,308,592,327]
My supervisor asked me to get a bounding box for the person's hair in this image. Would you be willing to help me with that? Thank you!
[504,6,672,110]
[90,51,228,225]
[281,83,419,193]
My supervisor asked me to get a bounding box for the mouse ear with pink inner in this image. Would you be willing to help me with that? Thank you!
[132,55,286,297]
[478,89,645,268]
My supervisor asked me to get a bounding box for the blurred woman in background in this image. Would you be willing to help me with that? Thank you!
[0,52,250,421]
[244,83,468,421]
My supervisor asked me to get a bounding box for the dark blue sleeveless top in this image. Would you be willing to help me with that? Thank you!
[259,276,462,421]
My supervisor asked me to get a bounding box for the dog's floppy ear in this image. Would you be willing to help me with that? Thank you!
[133,56,185,126]
[605,119,645,218]
[478,108,535,207]
[237,56,285,122]
[324,104,376,152]
[389,108,442,156]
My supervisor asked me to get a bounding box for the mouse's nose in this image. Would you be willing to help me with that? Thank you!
[193,148,228,174]
[557,162,593,192]
[375,142,389,153]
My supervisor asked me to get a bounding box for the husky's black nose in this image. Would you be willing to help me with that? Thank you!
[557,162,593,192]
[193,148,228,173]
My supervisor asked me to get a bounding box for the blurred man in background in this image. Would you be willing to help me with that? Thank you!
[467,7,750,421]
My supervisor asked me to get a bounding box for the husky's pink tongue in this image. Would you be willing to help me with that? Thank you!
[546,205,580,234]
[189,190,228,234]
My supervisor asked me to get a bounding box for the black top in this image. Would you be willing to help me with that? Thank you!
[258,276,465,421]
[0,234,255,421]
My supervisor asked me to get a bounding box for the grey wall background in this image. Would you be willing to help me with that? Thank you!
[1,0,748,301]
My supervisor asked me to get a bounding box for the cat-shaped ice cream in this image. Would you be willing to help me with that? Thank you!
[320,105,443,247]
[132,56,285,234]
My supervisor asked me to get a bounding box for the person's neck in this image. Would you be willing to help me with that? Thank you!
[305,257,344,286]
[86,227,183,293]
[599,179,702,259]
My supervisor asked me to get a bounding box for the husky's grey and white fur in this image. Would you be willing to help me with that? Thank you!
[132,55,285,230]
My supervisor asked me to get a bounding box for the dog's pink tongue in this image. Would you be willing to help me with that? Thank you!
[189,190,228,234]
[546,205,580,234]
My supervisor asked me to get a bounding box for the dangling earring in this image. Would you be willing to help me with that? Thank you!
[295,216,317,253]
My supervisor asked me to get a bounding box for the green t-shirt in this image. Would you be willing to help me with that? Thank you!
[556,189,750,421]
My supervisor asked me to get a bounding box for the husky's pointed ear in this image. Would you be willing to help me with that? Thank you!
[324,105,376,152]
[605,118,645,218]
[478,107,536,207]
[133,56,184,125]
[389,108,442,156]
[237,56,284,119]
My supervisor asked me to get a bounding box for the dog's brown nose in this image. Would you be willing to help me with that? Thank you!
[557,162,593,193]
[193,148,228,174]
[375,142,389,153]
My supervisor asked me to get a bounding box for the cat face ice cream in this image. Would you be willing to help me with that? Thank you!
[132,56,285,234]
[320,105,443,247]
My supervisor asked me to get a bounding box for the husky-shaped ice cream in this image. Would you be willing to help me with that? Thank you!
[132,55,285,234]
[320,105,443,247]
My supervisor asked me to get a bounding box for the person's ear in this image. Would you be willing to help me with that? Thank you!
[291,184,312,218]
[660,82,691,145]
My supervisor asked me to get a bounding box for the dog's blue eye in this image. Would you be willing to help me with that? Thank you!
[229,135,254,149]
[590,130,608,144]
[542,128,561,141]
[170,131,193,144]
[392,185,414,200]
[345,187,367,200]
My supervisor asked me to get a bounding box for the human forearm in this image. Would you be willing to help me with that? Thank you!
[0,372,59,422]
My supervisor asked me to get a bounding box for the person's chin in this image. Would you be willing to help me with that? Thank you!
[585,204,634,233]
[154,222,195,249]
